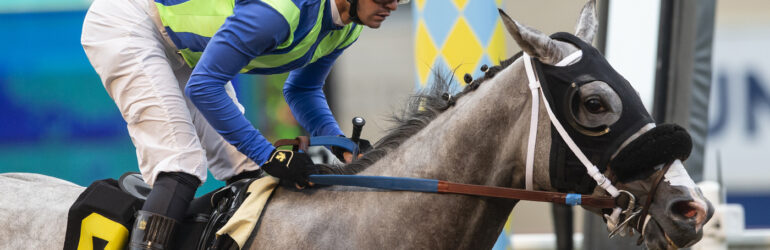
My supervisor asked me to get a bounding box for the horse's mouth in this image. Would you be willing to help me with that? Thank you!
[643,215,705,250]
[639,183,712,249]
[643,218,680,250]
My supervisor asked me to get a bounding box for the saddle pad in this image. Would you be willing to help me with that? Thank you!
[215,176,279,248]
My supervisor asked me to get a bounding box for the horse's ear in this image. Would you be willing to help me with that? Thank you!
[498,9,552,60]
[574,0,598,44]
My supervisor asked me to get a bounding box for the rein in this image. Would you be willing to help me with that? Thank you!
[307,175,618,209]
[274,136,618,209]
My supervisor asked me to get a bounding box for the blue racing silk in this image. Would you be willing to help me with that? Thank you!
[154,0,361,165]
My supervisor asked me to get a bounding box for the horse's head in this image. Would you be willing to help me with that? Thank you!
[496,1,713,248]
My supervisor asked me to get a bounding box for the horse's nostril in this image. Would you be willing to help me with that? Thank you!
[672,201,698,219]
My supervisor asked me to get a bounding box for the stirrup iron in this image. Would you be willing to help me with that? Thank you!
[129,210,178,250]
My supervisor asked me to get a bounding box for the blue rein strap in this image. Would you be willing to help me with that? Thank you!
[308,136,357,153]
[307,175,615,208]
[274,136,358,154]
[308,175,439,193]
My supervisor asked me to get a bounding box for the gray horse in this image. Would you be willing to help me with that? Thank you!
[0,1,711,249]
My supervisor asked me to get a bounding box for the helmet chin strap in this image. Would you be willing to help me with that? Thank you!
[521,51,630,234]
[346,0,364,25]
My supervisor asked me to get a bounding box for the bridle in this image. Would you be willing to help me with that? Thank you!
[521,51,671,240]
[633,162,672,243]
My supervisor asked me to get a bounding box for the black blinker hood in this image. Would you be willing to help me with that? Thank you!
[535,33,655,193]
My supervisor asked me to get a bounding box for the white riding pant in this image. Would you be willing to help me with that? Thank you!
[81,0,259,185]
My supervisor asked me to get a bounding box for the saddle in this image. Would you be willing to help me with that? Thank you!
[117,172,151,201]
[63,172,273,250]
[64,136,357,250]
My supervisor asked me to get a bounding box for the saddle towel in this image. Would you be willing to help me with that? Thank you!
[215,176,279,248]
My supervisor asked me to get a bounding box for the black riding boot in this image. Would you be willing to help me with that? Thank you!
[129,172,200,250]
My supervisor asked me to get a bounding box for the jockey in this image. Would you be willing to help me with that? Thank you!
[81,0,407,248]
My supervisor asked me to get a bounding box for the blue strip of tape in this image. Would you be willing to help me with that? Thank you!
[308,175,439,193]
[309,136,357,153]
[565,193,582,206]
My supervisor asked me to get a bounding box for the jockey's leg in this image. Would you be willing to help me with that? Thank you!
[130,172,199,250]
[82,0,207,248]
[82,0,208,186]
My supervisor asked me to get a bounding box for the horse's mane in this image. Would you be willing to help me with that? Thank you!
[318,52,522,175]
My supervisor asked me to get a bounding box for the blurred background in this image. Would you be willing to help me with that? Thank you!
[0,0,767,249]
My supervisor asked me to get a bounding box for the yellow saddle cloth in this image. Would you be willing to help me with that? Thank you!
[215,176,279,248]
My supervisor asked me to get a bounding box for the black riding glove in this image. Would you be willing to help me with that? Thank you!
[260,150,318,188]
[330,138,372,163]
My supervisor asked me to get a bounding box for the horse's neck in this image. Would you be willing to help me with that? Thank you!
[254,62,555,248]
[349,61,540,245]
[362,61,535,186]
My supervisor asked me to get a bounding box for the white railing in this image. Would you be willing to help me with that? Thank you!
[510,234,583,250]
[509,230,770,250]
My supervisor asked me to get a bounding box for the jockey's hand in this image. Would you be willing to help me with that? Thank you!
[260,150,318,189]
[331,138,372,163]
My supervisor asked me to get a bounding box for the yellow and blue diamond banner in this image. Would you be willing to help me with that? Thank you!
[413,0,506,89]
[413,1,511,249]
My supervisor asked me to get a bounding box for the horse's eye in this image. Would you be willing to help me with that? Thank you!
[584,97,606,113]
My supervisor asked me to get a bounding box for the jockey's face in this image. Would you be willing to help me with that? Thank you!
[357,0,398,28]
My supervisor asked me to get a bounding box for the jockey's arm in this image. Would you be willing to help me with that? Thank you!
[185,1,290,165]
[283,50,345,138]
